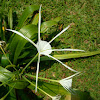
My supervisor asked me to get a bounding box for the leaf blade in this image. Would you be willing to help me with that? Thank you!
[16,5,39,30]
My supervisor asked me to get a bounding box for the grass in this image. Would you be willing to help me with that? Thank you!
[0,0,100,100]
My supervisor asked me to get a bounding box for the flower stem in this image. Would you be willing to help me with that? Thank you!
[0,45,12,65]
[25,73,59,83]
[0,75,15,87]
[20,53,38,75]
[0,45,17,71]
[23,76,53,98]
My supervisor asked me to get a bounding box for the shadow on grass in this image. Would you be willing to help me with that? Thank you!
[72,90,94,100]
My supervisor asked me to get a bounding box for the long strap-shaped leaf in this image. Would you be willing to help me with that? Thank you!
[7,5,39,64]
[16,5,39,30]
[7,24,38,64]
[6,29,37,47]
[40,50,100,61]
[8,7,13,29]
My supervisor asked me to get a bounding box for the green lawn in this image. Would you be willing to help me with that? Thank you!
[0,0,100,100]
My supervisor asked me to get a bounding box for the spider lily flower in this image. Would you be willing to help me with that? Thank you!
[59,72,80,94]
[23,75,61,100]
[26,71,80,93]
[59,78,75,94]
[52,95,61,100]
[6,5,84,93]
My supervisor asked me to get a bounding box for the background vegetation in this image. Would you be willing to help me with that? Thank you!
[0,0,99,100]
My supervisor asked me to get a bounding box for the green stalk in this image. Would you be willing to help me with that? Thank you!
[0,45,17,71]
[23,76,53,98]
[20,53,38,75]
[25,73,59,83]
[0,45,12,65]
[0,75,15,87]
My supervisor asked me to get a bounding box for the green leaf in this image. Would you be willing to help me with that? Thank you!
[16,5,39,30]
[8,80,29,89]
[8,24,38,64]
[8,8,13,29]
[40,50,100,61]
[18,51,30,59]
[71,89,93,100]
[32,13,39,25]
[0,66,29,89]
[41,17,61,33]
[28,80,70,98]
[0,66,14,83]
[13,24,38,64]
[53,17,61,22]
[26,77,93,100]
[6,87,16,100]
[23,50,100,64]
[1,54,10,67]
[23,75,70,98]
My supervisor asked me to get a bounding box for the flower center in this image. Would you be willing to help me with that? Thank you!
[36,40,52,55]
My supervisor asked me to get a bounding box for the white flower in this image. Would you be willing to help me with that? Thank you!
[6,5,84,93]
[59,72,80,93]
[52,95,61,100]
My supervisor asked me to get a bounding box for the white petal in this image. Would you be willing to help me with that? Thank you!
[61,72,80,81]
[43,54,78,72]
[59,72,80,93]
[52,95,61,100]
[60,78,72,88]
[48,25,70,44]
[59,78,73,93]
[38,5,41,44]
[6,29,37,48]
[35,54,40,93]
[43,25,70,49]
[52,49,85,52]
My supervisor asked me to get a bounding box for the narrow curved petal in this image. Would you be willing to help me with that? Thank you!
[6,29,37,48]
[52,49,85,52]
[60,72,80,81]
[49,25,70,44]
[43,54,78,72]
[35,54,40,93]
[38,5,41,43]
[43,25,70,49]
